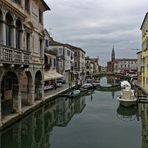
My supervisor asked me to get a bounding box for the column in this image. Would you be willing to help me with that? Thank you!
[39,80,44,101]
[12,23,16,48]
[2,14,6,45]
[13,84,22,114]
[28,84,35,105]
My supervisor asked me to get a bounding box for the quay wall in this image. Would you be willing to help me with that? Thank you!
[0,85,75,130]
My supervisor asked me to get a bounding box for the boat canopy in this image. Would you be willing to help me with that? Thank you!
[121,81,131,89]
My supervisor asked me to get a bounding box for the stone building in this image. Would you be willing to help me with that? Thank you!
[107,47,137,74]
[65,44,86,82]
[0,0,50,124]
[85,56,99,77]
[48,38,75,83]
[139,12,148,93]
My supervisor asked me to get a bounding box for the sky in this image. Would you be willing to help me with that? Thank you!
[44,0,148,66]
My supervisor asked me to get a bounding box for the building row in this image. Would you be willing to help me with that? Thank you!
[107,47,137,77]
[137,12,148,93]
[0,0,100,125]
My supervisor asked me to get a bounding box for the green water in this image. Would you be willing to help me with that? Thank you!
[1,77,146,148]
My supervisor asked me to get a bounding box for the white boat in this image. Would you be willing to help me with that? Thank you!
[117,81,137,107]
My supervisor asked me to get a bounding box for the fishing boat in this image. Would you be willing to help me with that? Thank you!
[117,81,137,107]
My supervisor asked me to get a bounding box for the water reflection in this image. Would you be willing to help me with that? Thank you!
[117,103,148,148]
[138,103,148,148]
[116,104,138,121]
[0,96,86,148]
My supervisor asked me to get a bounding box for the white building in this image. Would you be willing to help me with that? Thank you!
[114,59,137,74]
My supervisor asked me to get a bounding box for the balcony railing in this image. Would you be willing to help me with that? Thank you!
[0,45,30,65]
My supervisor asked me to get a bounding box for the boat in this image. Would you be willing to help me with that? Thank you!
[117,81,137,107]
[58,89,81,98]
[70,90,81,98]
[81,83,96,90]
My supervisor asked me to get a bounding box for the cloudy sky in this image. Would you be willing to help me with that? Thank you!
[44,0,148,66]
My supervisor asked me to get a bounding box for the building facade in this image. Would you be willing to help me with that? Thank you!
[107,47,137,75]
[66,44,86,82]
[139,12,148,93]
[48,38,75,83]
[0,0,50,124]
[85,56,99,77]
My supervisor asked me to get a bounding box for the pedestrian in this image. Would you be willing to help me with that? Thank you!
[54,82,57,90]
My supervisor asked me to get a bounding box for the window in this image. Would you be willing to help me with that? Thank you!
[16,19,22,49]
[74,52,77,57]
[25,0,30,13]
[67,50,70,56]
[59,48,63,55]
[12,0,21,5]
[45,39,48,47]
[75,62,77,67]
[6,13,13,47]
[40,39,43,57]
[39,10,43,24]
[53,58,56,67]
[26,32,30,51]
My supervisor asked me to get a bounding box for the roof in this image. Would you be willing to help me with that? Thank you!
[49,38,64,46]
[140,12,148,30]
[136,51,142,54]
[65,44,86,54]
[115,58,137,61]
[40,0,51,11]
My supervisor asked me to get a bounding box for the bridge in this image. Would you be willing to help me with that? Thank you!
[92,72,131,80]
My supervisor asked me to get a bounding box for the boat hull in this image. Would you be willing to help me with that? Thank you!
[117,97,137,107]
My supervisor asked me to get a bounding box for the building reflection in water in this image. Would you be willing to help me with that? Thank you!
[138,103,148,148]
[0,96,86,148]
[117,103,148,148]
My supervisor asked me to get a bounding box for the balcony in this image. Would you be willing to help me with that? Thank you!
[0,45,30,65]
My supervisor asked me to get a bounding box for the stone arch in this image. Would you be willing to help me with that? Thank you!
[16,18,23,49]
[20,70,34,106]
[34,70,43,100]
[1,71,19,116]
[5,12,14,47]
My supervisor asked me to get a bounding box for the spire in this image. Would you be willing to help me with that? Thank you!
[111,46,115,61]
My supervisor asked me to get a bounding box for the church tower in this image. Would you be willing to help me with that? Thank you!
[111,46,115,62]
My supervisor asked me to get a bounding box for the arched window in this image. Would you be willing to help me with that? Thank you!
[6,13,13,47]
[16,19,22,49]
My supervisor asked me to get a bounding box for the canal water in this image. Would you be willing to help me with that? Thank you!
[0,77,145,148]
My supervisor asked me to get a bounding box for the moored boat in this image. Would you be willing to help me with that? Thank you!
[117,81,137,107]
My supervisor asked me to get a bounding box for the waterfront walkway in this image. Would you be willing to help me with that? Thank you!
[1,83,75,129]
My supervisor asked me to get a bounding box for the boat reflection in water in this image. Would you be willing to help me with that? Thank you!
[0,95,86,148]
[116,104,138,121]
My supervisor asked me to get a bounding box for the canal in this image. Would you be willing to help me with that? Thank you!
[0,77,146,148]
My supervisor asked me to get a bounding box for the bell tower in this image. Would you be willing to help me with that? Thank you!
[111,46,115,62]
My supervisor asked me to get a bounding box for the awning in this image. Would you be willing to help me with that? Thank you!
[44,71,63,81]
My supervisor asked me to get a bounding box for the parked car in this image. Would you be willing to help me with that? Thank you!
[57,79,66,84]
